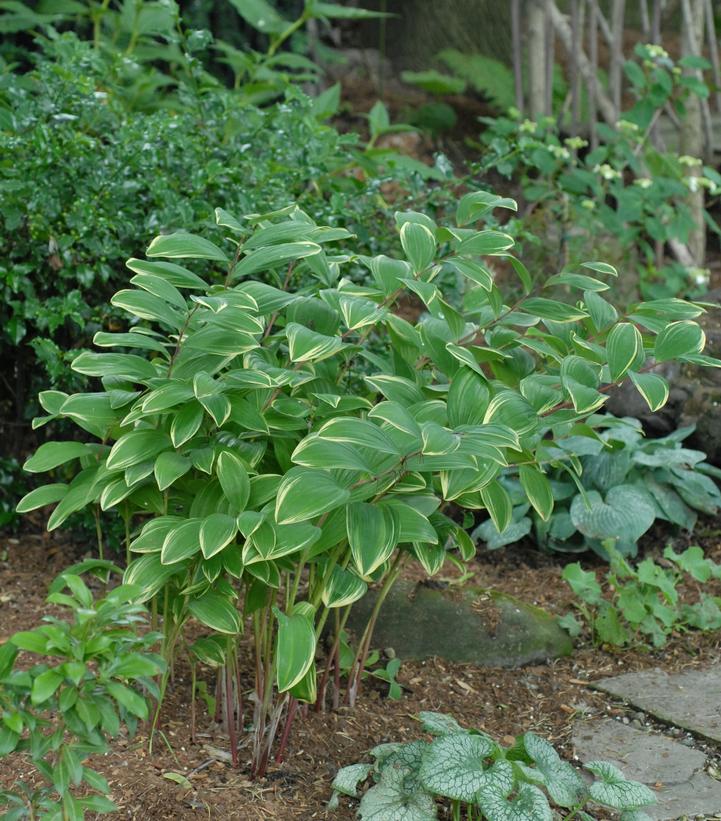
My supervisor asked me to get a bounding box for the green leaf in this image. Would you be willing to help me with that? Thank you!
[274,607,316,692]
[126,258,208,290]
[312,2,391,19]
[30,670,63,705]
[216,452,250,512]
[456,191,517,226]
[227,0,287,33]
[72,352,157,382]
[562,563,603,605]
[232,242,321,281]
[171,402,204,448]
[347,502,398,577]
[586,761,656,810]
[607,323,643,382]
[286,322,346,362]
[107,430,172,471]
[275,467,350,525]
[161,519,202,565]
[523,298,588,323]
[146,232,228,262]
[418,733,511,802]
[582,261,618,277]
[200,514,238,559]
[400,222,436,272]
[16,483,68,512]
[188,592,240,634]
[480,480,513,533]
[311,82,341,119]
[322,566,368,608]
[518,465,553,522]
[154,451,191,491]
[106,681,148,719]
[458,230,514,256]
[654,320,705,362]
[23,442,92,473]
[418,712,464,736]
[629,371,669,411]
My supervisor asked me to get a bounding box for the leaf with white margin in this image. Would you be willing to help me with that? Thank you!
[418,733,510,802]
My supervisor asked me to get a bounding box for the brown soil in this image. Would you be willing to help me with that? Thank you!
[1,522,721,819]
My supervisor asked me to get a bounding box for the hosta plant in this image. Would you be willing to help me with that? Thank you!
[476,416,721,557]
[561,543,721,648]
[0,567,163,820]
[330,711,656,820]
[17,191,718,774]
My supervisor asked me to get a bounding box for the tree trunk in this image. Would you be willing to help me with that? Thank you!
[528,0,547,119]
[680,0,706,266]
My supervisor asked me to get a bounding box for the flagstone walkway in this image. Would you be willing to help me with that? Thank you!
[573,665,721,820]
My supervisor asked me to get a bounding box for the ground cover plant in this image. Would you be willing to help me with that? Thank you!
[561,543,721,648]
[331,710,656,820]
[14,186,720,777]
[475,416,721,557]
[0,568,163,819]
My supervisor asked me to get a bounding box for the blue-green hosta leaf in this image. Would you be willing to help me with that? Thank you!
[275,467,350,525]
[473,515,531,550]
[521,733,585,807]
[359,763,438,821]
[476,783,552,821]
[418,733,510,803]
[274,606,316,693]
[585,761,656,810]
[570,485,656,544]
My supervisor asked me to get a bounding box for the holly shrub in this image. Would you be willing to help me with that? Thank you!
[17,191,718,773]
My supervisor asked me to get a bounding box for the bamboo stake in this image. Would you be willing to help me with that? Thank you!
[651,0,663,44]
[528,0,548,118]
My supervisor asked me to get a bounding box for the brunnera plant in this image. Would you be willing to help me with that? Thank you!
[17,191,718,775]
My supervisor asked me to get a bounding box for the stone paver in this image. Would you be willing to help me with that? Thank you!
[573,719,721,820]
[592,665,721,744]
